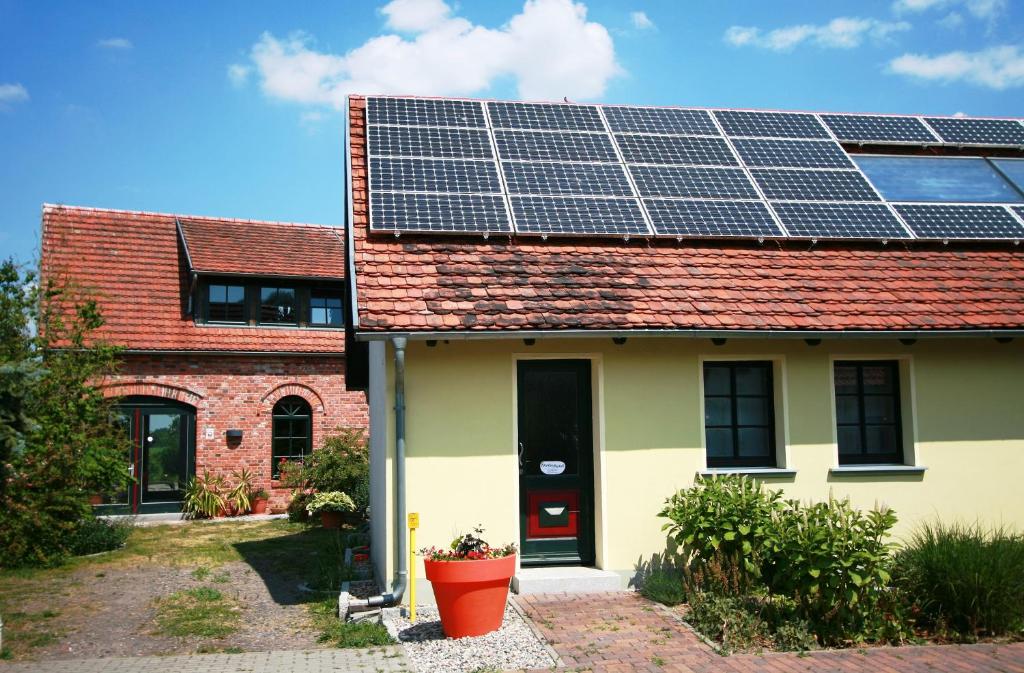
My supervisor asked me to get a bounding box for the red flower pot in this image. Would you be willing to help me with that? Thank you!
[424,554,516,638]
[321,511,343,529]
[251,498,268,515]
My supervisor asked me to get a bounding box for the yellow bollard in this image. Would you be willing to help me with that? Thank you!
[408,512,419,622]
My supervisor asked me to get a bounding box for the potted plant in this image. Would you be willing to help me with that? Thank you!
[183,471,228,519]
[251,488,270,514]
[228,467,255,515]
[421,527,517,638]
[306,491,357,529]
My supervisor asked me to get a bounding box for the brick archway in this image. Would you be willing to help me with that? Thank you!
[102,381,204,408]
[260,383,325,415]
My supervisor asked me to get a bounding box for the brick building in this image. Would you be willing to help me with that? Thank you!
[41,204,367,513]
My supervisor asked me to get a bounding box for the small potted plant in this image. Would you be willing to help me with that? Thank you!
[306,491,357,529]
[183,471,228,519]
[228,467,255,515]
[251,488,270,514]
[421,526,517,638]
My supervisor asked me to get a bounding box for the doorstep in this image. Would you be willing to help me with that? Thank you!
[512,566,625,595]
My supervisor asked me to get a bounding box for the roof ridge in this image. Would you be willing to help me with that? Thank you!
[42,203,341,231]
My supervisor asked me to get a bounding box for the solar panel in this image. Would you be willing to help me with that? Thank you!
[820,114,937,144]
[370,192,511,233]
[714,110,830,139]
[894,204,1024,239]
[501,161,633,196]
[628,165,758,199]
[370,157,502,194]
[751,169,880,202]
[615,134,737,166]
[924,117,1024,146]
[367,97,486,128]
[367,125,494,159]
[645,199,782,237]
[487,102,604,131]
[732,138,854,169]
[494,130,618,162]
[602,106,719,136]
[773,202,910,239]
[510,196,649,235]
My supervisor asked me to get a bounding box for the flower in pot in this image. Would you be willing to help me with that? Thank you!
[420,526,517,639]
[228,467,255,515]
[306,491,356,529]
[183,471,228,519]
[251,489,270,514]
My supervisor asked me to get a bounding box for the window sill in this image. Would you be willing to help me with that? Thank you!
[699,467,797,478]
[829,465,927,476]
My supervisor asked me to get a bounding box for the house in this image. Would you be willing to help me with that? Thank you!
[344,95,1024,600]
[40,205,368,514]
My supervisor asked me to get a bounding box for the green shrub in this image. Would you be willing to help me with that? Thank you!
[640,567,686,606]
[303,428,368,496]
[659,475,783,578]
[67,516,132,556]
[686,593,768,653]
[287,492,313,523]
[894,521,1024,640]
[765,498,897,645]
[306,491,356,515]
[683,549,758,598]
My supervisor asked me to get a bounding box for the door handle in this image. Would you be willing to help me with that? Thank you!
[128,464,135,477]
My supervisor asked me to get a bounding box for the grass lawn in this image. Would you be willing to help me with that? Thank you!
[0,519,390,661]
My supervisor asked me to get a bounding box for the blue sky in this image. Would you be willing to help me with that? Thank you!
[1,0,1022,264]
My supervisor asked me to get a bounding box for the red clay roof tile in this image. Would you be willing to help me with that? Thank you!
[347,95,1024,334]
[41,205,345,353]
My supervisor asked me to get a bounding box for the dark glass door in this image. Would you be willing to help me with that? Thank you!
[99,397,195,514]
[517,360,594,565]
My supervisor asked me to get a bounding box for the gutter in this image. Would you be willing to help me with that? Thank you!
[344,97,360,330]
[354,327,1024,342]
[348,336,407,613]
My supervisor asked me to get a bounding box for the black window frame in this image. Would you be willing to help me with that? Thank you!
[834,360,904,465]
[702,361,777,468]
[206,283,247,324]
[309,289,344,328]
[258,285,299,326]
[271,396,312,478]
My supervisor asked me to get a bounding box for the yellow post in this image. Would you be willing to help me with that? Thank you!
[408,512,419,622]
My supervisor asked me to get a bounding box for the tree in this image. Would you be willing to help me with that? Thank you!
[0,258,128,567]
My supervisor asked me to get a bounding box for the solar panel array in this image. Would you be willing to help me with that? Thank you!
[365,96,1024,241]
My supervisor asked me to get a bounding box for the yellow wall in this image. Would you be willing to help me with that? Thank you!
[373,337,1024,599]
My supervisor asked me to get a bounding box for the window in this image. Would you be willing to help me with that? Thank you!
[703,362,776,468]
[272,396,311,478]
[208,284,245,322]
[834,361,903,465]
[259,287,297,325]
[310,291,343,327]
[854,155,1024,203]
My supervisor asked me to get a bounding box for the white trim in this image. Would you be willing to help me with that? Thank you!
[826,354,921,470]
[829,465,926,476]
[697,354,791,471]
[699,468,797,478]
[510,352,606,570]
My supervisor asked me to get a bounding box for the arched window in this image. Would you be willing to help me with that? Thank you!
[272,396,312,478]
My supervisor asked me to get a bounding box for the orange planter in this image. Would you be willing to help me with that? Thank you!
[424,555,516,638]
[321,511,343,529]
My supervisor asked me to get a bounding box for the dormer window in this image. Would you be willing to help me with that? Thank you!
[208,284,245,323]
[259,286,297,325]
[310,290,343,327]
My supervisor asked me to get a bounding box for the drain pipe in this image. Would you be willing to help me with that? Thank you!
[348,337,408,612]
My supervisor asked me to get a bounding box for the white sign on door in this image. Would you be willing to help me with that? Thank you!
[540,460,566,475]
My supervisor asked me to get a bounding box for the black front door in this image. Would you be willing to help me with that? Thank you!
[517,359,595,565]
[98,397,195,514]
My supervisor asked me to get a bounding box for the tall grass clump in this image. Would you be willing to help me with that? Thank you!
[894,521,1024,640]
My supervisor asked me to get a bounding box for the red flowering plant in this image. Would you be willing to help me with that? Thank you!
[420,526,517,561]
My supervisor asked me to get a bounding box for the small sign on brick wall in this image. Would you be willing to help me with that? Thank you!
[205,427,215,439]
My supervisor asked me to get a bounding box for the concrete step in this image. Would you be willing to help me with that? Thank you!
[512,566,625,595]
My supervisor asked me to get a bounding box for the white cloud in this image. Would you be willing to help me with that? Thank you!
[952,110,968,117]
[97,37,133,49]
[724,17,910,52]
[937,11,965,28]
[888,45,1024,89]
[630,11,655,30]
[0,83,29,109]
[246,0,620,107]
[381,0,450,31]
[892,0,1006,19]
[227,63,251,87]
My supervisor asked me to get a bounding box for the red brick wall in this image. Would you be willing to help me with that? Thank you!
[103,353,368,511]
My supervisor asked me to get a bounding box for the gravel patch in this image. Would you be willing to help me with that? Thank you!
[383,603,556,673]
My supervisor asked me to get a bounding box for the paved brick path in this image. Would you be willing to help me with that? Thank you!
[0,647,411,673]
[514,592,1024,673]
